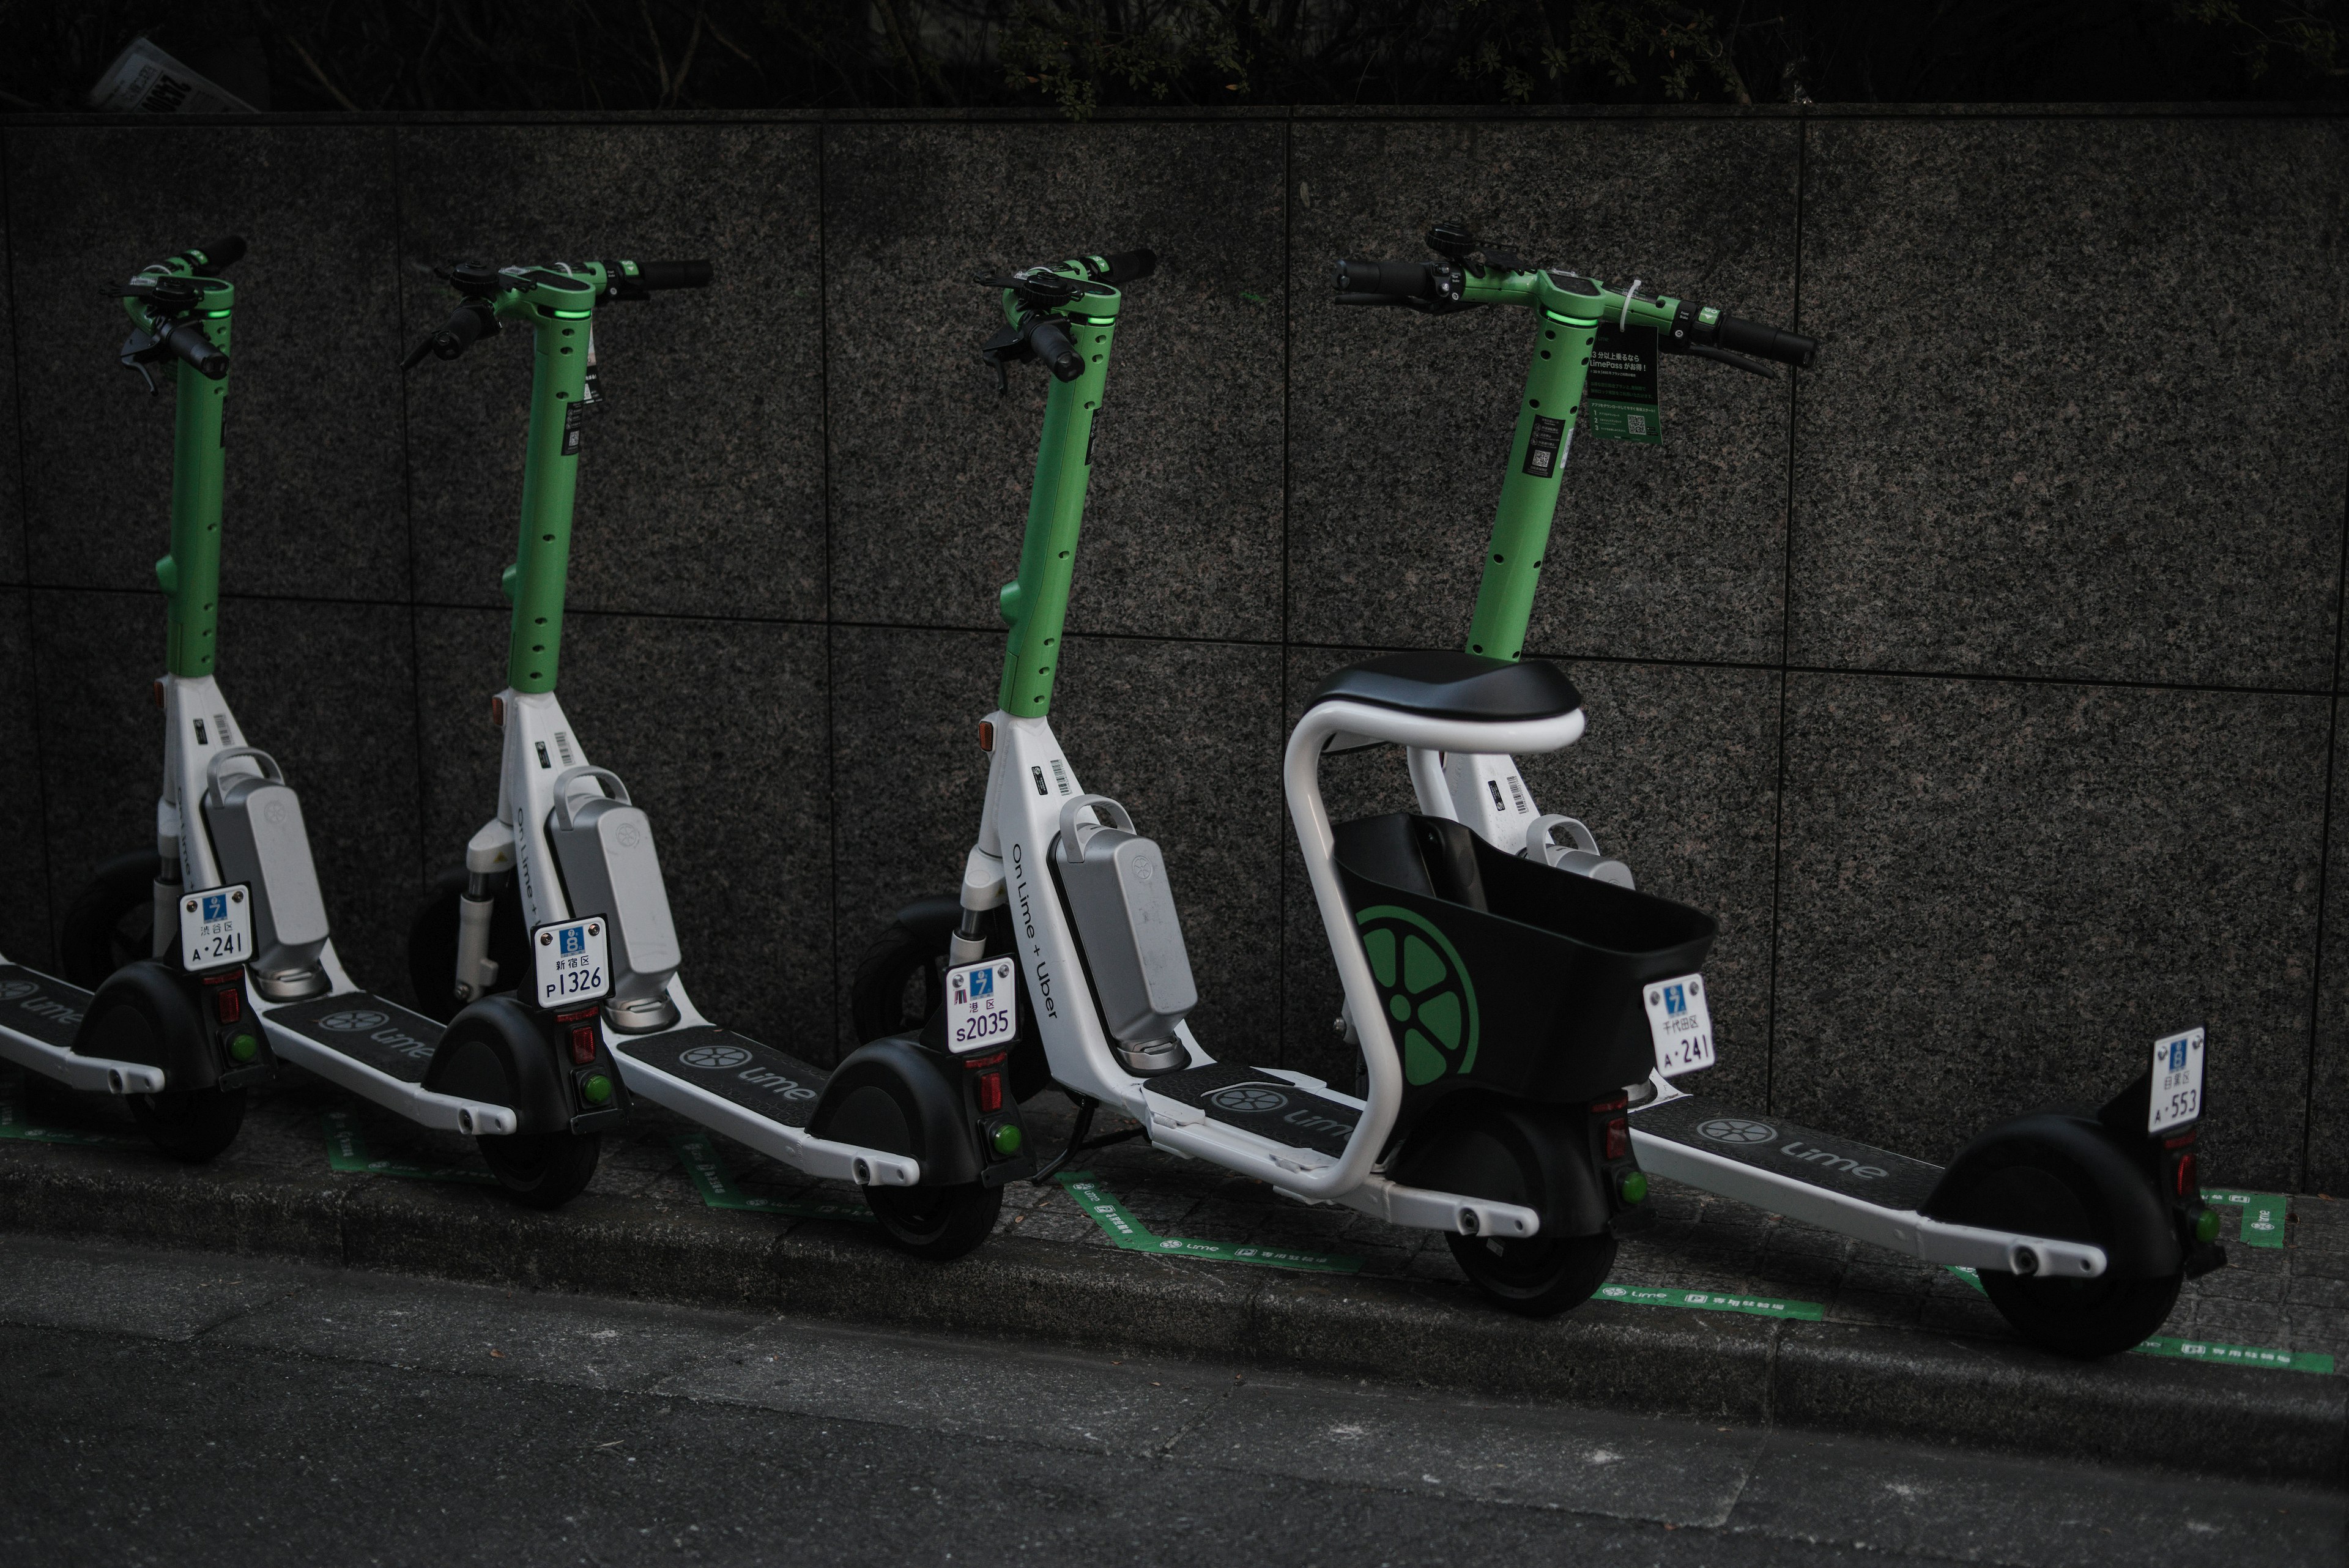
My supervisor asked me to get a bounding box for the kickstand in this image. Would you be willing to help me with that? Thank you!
[1028,1093,1145,1184]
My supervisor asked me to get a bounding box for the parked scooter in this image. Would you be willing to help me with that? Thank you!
[1,236,273,1159]
[400,256,1028,1239]
[1334,225,2225,1354]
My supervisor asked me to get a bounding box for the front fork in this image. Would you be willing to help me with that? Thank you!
[454,869,505,1006]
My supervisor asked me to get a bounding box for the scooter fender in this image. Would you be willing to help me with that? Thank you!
[1920,1110,2183,1280]
[1392,1096,1622,1241]
[423,995,573,1135]
[810,1038,1012,1189]
[74,959,226,1091]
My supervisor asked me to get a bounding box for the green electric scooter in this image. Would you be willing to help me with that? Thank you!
[399,256,1025,1236]
[1332,223,2225,1354]
[2,236,273,1159]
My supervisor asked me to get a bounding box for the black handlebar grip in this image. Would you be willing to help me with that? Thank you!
[1715,314,1817,369]
[163,318,228,380]
[634,259,712,291]
[1332,258,1436,299]
[180,235,247,272]
[430,303,488,361]
[1028,317,1084,382]
[1094,250,1156,284]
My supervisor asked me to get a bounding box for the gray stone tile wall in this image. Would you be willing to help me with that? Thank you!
[4,110,2345,1193]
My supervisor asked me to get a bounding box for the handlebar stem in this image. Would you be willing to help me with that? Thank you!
[994,267,1127,718]
[124,256,236,679]
[488,264,604,694]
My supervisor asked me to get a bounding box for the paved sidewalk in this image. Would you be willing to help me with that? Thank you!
[3,1061,2341,1485]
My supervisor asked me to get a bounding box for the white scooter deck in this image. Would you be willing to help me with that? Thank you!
[258,990,519,1137]
[610,1024,921,1187]
[0,961,166,1094]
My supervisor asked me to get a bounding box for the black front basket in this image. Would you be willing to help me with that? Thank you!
[1332,813,1716,1110]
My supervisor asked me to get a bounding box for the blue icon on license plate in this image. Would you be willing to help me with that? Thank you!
[201,893,228,921]
[2169,1038,2189,1072]
[560,925,586,956]
[970,967,993,999]
[1663,983,1685,1017]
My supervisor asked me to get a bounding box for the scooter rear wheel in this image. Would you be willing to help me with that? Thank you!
[865,1180,1004,1260]
[1446,1229,1617,1317]
[477,1130,601,1209]
[1980,1266,2181,1359]
[60,850,161,989]
[128,1086,246,1162]
[851,908,1049,1101]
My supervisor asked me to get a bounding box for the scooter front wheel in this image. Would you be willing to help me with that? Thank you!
[1446,1229,1617,1317]
[477,1131,601,1209]
[60,849,162,989]
[128,1086,247,1162]
[864,1180,1003,1260]
[1980,1267,2181,1359]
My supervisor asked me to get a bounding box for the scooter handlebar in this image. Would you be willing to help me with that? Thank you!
[1090,249,1156,284]
[1332,257,1434,300]
[629,259,712,291]
[162,318,228,380]
[178,235,247,273]
[1713,313,1816,369]
[1026,315,1084,382]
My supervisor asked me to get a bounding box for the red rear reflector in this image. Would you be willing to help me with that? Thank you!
[490,695,506,727]
[962,1052,1006,1070]
[1589,1095,1627,1114]
[2162,1130,2198,1149]
[2174,1151,2199,1198]
[979,721,995,752]
[569,1025,597,1066]
[152,680,165,709]
[214,987,240,1025]
[977,1072,1003,1113]
[1605,1117,1628,1161]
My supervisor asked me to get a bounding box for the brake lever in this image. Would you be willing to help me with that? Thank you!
[979,322,1030,395]
[1687,343,1779,379]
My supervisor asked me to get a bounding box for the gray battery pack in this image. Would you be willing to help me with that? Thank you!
[1055,793,1196,1045]
[546,767,681,1011]
[203,748,329,981]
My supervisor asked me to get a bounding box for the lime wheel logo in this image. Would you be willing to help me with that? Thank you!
[0,981,38,1003]
[1354,905,1479,1085]
[320,1009,390,1032]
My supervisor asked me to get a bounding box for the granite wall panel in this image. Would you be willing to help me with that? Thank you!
[0,587,49,964]
[6,125,407,602]
[823,121,1288,642]
[2306,701,2349,1195]
[1772,672,2327,1189]
[396,124,826,622]
[1,167,22,584]
[1286,117,1802,663]
[1792,117,2349,686]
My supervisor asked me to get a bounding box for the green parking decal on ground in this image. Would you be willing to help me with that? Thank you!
[1593,1283,1824,1321]
[1056,1170,1362,1273]
[2202,1187,2288,1249]
[0,1098,144,1149]
[2132,1336,2332,1374]
[324,1111,498,1185]
[1946,1265,1987,1294]
[670,1133,873,1223]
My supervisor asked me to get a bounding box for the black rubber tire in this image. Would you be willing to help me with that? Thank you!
[1446,1228,1619,1317]
[865,1180,1004,1260]
[406,869,530,1024]
[127,1086,246,1162]
[59,850,163,989]
[850,910,1050,1101]
[1958,1158,2186,1358]
[477,1131,601,1209]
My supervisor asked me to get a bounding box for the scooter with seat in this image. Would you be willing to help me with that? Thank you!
[853,247,1747,1313]
[1334,224,2225,1354]
[398,255,1027,1239]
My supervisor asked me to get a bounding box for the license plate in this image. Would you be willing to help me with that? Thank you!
[179,884,253,973]
[1644,974,1715,1077]
[945,958,1017,1053]
[533,917,611,1009]
[2148,1026,2205,1134]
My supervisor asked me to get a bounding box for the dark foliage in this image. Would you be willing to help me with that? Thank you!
[2,1,2343,116]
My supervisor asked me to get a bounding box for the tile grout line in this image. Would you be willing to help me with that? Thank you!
[817,121,842,1062]
[1277,113,1293,1072]
[2298,456,2349,1186]
[1,130,62,962]
[389,124,434,913]
[1762,110,1809,1116]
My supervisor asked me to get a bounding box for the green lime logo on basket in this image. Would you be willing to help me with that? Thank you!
[1356,905,1479,1085]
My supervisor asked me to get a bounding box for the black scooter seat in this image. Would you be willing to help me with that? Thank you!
[1305,652,1581,725]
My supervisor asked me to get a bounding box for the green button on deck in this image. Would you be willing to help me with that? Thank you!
[2192,1206,2222,1244]
[227,1034,259,1063]
[1619,1170,1649,1205]
[582,1072,614,1105]
[992,1123,1023,1156]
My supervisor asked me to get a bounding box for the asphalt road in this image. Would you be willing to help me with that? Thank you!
[0,1233,2336,1567]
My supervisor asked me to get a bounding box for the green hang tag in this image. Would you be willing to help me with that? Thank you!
[1586,322,1663,446]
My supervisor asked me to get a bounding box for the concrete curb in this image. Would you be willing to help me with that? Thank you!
[2,1143,2339,1488]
